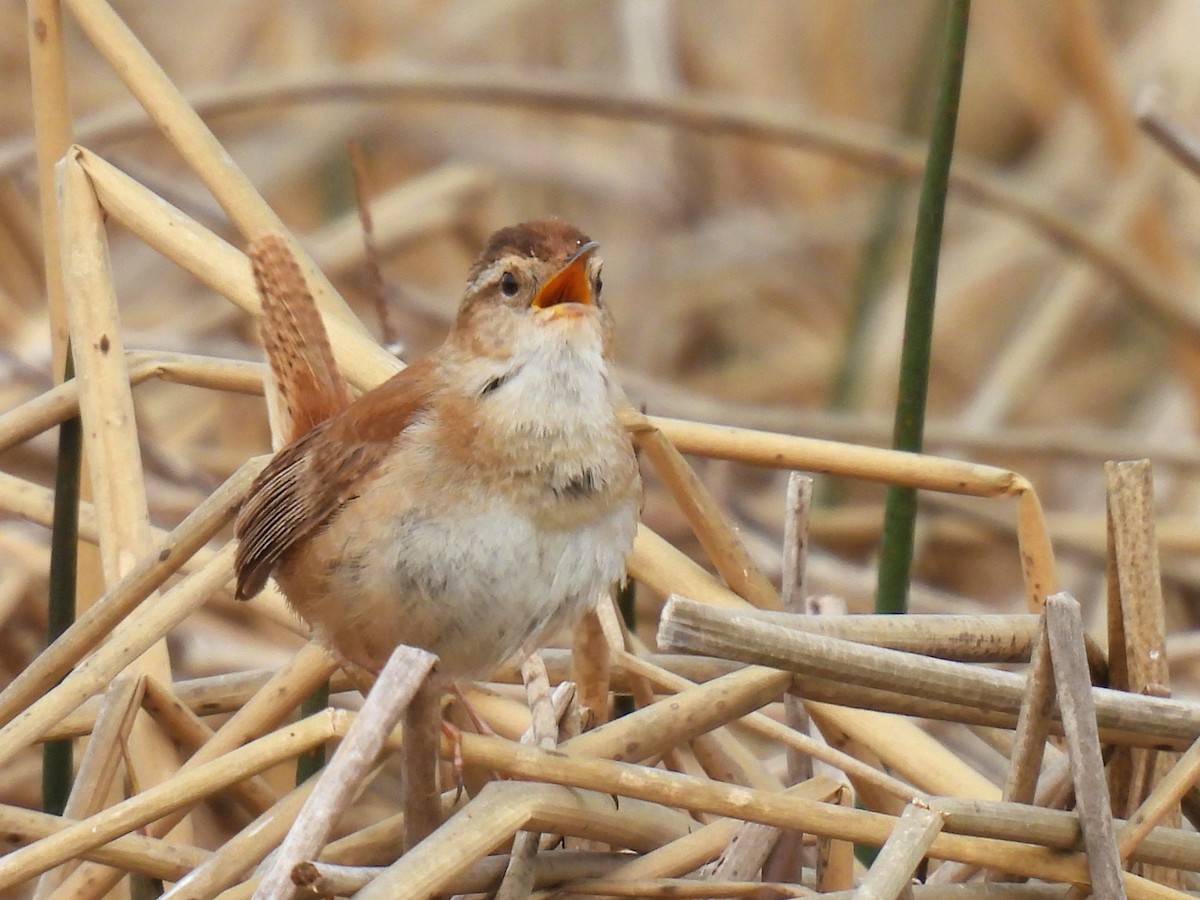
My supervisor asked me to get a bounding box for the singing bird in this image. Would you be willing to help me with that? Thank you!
[234,221,641,679]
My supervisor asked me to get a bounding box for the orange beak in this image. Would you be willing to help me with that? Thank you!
[531,241,599,312]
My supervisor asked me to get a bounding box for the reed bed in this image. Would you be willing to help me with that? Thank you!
[3,1,1200,898]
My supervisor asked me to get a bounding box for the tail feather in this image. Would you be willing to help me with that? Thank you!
[249,234,353,444]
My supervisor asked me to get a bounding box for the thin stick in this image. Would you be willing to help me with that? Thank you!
[854,801,944,900]
[643,415,1020,497]
[1137,87,1200,183]
[1001,617,1054,807]
[658,596,1200,749]
[1044,594,1126,899]
[497,654,560,900]
[629,412,780,609]
[252,646,436,899]
[819,787,857,891]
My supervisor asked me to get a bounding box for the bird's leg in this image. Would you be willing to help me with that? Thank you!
[449,681,497,738]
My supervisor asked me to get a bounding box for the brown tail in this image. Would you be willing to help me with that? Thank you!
[249,234,353,442]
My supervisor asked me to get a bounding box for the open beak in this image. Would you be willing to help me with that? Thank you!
[531,241,599,313]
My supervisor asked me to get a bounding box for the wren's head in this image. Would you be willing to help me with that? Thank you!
[450,220,613,360]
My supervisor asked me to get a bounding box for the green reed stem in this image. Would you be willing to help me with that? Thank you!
[875,0,971,614]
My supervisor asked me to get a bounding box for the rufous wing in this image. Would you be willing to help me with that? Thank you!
[234,356,439,600]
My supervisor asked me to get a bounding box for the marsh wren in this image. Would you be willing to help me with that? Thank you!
[235,221,641,678]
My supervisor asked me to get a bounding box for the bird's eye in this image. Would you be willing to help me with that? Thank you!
[594,275,603,296]
[499,271,519,297]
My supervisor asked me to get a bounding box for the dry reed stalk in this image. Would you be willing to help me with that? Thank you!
[1120,736,1200,863]
[782,471,813,610]
[543,878,811,897]
[58,145,190,841]
[0,711,343,890]
[617,631,783,794]
[628,410,780,609]
[3,61,1193,341]
[658,597,1200,749]
[769,472,816,882]
[0,543,233,770]
[818,787,858,891]
[1043,594,1125,898]
[1105,461,1182,887]
[496,653,560,900]
[1107,468,1174,736]
[0,803,207,882]
[421,732,1195,898]
[805,704,999,803]
[61,0,366,334]
[42,667,356,743]
[138,676,277,819]
[637,416,1058,609]
[0,457,262,727]
[31,673,144,898]
[627,524,751,609]
[290,851,631,898]
[622,382,1200,470]
[553,781,837,895]
[73,148,399,392]
[162,779,318,899]
[1138,88,1200,182]
[572,608,610,727]
[27,0,73,374]
[1001,617,1054,810]
[854,801,943,900]
[451,735,1200,876]
[691,609,1102,667]
[0,352,262,456]
[253,645,436,899]
[613,649,917,803]
[400,668,444,852]
[562,664,790,762]
[707,820,788,883]
[356,779,697,898]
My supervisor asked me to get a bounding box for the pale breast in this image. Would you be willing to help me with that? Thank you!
[290,489,636,677]
[276,338,641,678]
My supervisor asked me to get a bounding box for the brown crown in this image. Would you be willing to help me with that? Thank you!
[467,219,593,282]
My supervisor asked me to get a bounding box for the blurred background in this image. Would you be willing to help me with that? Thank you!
[3,0,1200,818]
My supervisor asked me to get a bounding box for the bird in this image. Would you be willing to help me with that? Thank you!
[234,220,642,681]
